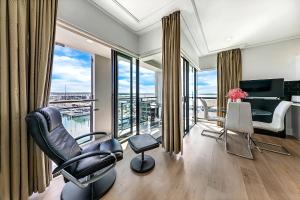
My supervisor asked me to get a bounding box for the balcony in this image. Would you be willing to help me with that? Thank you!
[118,96,162,139]
[48,95,162,144]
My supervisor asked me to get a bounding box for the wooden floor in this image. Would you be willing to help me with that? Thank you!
[30,123,300,200]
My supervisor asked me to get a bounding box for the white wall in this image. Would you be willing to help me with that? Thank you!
[139,27,161,56]
[198,54,217,70]
[242,38,300,81]
[94,55,112,134]
[181,32,199,67]
[57,0,139,54]
[198,38,300,80]
[139,27,199,67]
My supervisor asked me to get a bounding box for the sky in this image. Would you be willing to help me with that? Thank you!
[51,45,156,94]
[51,45,92,93]
[197,70,217,95]
[118,59,156,94]
[51,45,216,95]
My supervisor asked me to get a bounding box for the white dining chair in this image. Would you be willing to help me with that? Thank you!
[252,101,293,155]
[225,102,254,159]
[199,98,225,139]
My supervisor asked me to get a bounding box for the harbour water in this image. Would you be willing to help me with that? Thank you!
[62,114,90,138]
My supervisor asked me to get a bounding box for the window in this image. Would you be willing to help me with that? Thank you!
[182,58,197,134]
[197,69,217,119]
[139,65,162,137]
[116,54,134,139]
[112,50,163,141]
[49,44,93,143]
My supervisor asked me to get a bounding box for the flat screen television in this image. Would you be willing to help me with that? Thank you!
[240,78,284,97]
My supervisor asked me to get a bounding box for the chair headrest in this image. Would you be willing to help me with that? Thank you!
[38,107,62,132]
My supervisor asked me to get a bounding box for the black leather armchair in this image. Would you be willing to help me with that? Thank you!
[26,107,123,200]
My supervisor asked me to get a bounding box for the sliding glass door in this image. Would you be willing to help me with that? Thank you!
[182,57,197,134]
[189,66,197,128]
[139,64,162,138]
[182,58,188,134]
[112,51,137,140]
[112,50,162,141]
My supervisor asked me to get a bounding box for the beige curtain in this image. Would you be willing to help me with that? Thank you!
[162,11,183,154]
[0,0,58,199]
[217,49,242,124]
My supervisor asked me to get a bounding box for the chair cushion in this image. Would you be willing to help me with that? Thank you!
[128,134,159,154]
[38,107,62,132]
[253,121,279,132]
[73,138,123,179]
[81,138,123,161]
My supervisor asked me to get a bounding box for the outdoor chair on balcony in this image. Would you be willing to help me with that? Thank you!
[199,98,225,140]
[26,107,123,200]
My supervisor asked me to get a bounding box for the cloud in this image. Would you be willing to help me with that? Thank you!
[51,44,216,97]
[118,65,156,94]
[54,45,85,58]
[50,46,91,93]
[139,85,155,94]
[197,70,217,95]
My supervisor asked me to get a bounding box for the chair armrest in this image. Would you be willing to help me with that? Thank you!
[52,151,115,174]
[74,132,108,141]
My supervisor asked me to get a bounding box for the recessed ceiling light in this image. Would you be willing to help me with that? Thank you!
[226,37,233,42]
[86,39,94,44]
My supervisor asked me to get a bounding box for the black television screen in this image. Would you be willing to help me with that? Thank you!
[240,78,284,97]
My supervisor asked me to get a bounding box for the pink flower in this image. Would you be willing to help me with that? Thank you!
[227,88,248,101]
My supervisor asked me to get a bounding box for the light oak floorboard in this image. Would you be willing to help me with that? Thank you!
[29,123,300,200]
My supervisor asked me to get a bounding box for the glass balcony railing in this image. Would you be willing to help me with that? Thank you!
[139,96,162,136]
[118,96,162,137]
[48,99,95,144]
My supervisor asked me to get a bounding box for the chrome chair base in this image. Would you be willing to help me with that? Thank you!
[225,131,254,160]
[250,138,291,156]
[201,129,224,140]
[61,168,116,200]
[226,149,254,160]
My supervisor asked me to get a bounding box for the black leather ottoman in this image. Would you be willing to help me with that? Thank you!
[128,134,159,173]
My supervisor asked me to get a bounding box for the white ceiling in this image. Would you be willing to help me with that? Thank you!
[90,0,300,56]
[55,26,111,58]
[55,25,161,69]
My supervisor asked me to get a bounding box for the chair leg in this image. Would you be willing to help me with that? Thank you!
[225,132,254,160]
[224,129,228,151]
[218,129,225,140]
[250,138,291,156]
[201,128,224,140]
[250,137,262,153]
[247,133,254,159]
[61,168,116,200]
[130,152,155,173]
